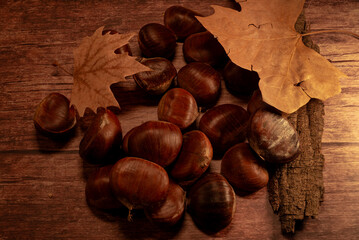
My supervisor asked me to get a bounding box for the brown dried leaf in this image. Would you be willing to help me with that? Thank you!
[70,26,150,116]
[197,0,347,113]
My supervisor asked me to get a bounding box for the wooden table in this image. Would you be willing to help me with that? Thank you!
[1,0,358,239]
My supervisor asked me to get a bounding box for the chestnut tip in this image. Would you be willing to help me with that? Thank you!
[133,57,177,95]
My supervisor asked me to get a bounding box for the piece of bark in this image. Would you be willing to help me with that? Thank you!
[267,13,325,233]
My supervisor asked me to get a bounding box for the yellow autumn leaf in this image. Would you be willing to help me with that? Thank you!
[197,0,347,113]
[71,26,150,116]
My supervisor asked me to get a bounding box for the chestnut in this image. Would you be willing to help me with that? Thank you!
[102,29,132,55]
[123,121,182,167]
[85,165,124,210]
[33,92,77,135]
[246,90,278,116]
[248,108,300,163]
[145,180,185,226]
[170,130,212,187]
[157,88,198,130]
[247,90,265,115]
[187,172,236,232]
[183,31,228,67]
[138,23,177,59]
[221,143,269,192]
[177,62,221,107]
[133,57,177,95]
[78,107,117,132]
[110,80,159,107]
[78,107,96,132]
[199,104,249,154]
[223,61,259,97]
[79,109,122,164]
[110,157,169,211]
[164,5,206,41]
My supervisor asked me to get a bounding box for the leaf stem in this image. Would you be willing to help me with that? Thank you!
[301,30,359,39]
[127,208,133,222]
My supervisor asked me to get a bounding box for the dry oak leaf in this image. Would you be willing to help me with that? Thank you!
[197,0,347,113]
[70,26,150,116]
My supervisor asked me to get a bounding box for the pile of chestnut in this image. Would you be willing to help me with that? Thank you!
[33,6,300,233]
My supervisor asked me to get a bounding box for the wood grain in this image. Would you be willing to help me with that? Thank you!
[0,0,358,239]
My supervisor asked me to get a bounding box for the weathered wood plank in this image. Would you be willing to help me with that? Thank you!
[0,0,358,239]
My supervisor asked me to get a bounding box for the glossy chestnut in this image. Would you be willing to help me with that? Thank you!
[223,61,259,97]
[145,180,185,226]
[199,104,249,154]
[221,143,269,192]
[123,121,182,167]
[187,172,236,232]
[183,31,228,67]
[157,88,199,130]
[85,165,124,209]
[170,130,212,187]
[164,5,206,41]
[33,92,77,135]
[79,109,122,164]
[102,29,132,55]
[248,108,300,163]
[138,23,177,59]
[110,157,169,210]
[133,57,177,95]
[177,62,222,106]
